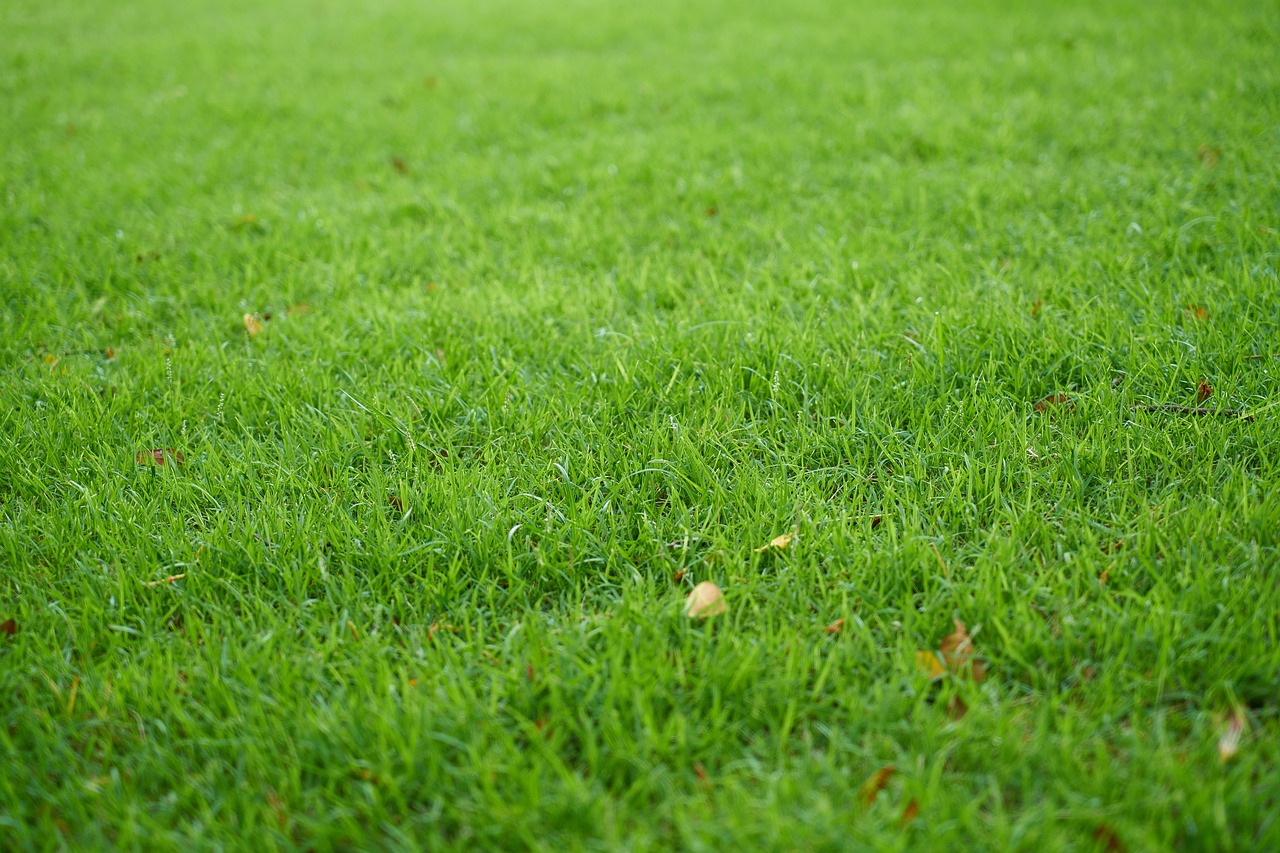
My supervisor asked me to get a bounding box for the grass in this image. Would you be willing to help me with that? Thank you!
[2,0,1279,848]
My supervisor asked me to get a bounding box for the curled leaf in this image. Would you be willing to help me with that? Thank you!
[684,581,726,618]
[1196,380,1213,403]
[754,532,793,553]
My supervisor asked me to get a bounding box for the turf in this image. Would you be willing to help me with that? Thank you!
[2,0,1279,849]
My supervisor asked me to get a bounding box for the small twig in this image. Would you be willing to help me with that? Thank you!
[1132,405,1253,422]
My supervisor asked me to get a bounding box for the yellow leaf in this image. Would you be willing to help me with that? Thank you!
[244,313,265,336]
[915,650,945,679]
[684,581,726,618]
[754,532,792,553]
[859,765,896,805]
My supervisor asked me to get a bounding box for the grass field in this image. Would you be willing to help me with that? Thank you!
[3,0,1279,848]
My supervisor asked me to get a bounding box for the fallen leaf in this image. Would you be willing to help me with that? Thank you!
[388,495,404,513]
[526,663,535,681]
[684,581,727,618]
[705,206,718,218]
[1034,393,1073,413]
[244,313,265,336]
[900,799,920,826]
[1098,570,1110,587]
[673,568,689,583]
[266,789,288,828]
[1093,825,1126,852]
[1187,304,1209,320]
[1218,711,1245,763]
[915,650,946,679]
[0,619,16,636]
[136,449,185,467]
[1031,299,1043,317]
[939,618,987,683]
[1196,380,1213,403]
[391,156,409,175]
[859,765,896,805]
[825,618,845,635]
[1196,144,1221,168]
[104,348,116,360]
[693,762,709,782]
[754,532,793,553]
[946,695,968,720]
[870,515,883,530]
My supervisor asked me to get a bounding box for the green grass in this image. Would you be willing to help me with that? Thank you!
[3,0,1279,848]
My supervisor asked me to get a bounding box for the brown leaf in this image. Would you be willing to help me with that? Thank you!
[244,313,265,336]
[266,789,288,828]
[0,619,16,636]
[946,695,969,720]
[1034,393,1073,413]
[900,799,920,826]
[1218,711,1246,763]
[693,762,709,782]
[1196,380,1213,403]
[136,449,185,467]
[1031,299,1043,317]
[391,156,409,175]
[1186,304,1209,320]
[388,495,404,513]
[104,348,116,360]
[673,568,689,583]
[1093,825,1126,852]
[938,618,987,682]
[859,765,896,805]
[825,618,845,635]
[754,532,793,553]
[705,206,718,218]
[1098,570,1110,587]
[1196,144,1221,168]
[684,581,726,618]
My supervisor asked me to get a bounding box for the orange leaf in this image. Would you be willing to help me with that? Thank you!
[900,799,920,826]
[244,313,265,336]
[859,765,896,805]
[825,618,845,635]
[0,618,16,636]
[1187,304,1209,320]
[684,581,727,618]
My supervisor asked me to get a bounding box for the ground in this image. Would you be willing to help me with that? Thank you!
[2,0,1278,849]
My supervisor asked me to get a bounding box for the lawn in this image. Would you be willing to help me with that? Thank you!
[2,0,1279,849]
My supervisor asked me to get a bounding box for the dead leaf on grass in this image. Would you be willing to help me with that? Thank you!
[0,619,16,636]
[1034,393,1073,413]
[754,532,793,553]
[900,799,920,826]
[684,581,726,618]
[1196,144,1221,168]
[939,618,987,682]
[244,313,266,336]
[1196,380,1213,403]
[1218,711,1246,763]
[1094,825,1126,852]
[136,448,185,467]
[825,618,845,635]
[859,765,896,805]
[1186,304,1209,320]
